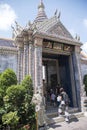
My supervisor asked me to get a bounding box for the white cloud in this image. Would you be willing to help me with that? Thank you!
[0,3,17,30]
[83,19,87,28]
[81,42,87,53]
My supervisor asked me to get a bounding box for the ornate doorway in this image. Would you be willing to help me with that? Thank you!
[42,53,74,109]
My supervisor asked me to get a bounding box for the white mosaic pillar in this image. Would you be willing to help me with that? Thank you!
[23,36,29,78]
[29,43,35,88]
[34,37,43,93]
[28,43,32,76]
[16,36,24,83]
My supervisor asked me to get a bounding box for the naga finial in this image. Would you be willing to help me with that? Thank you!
[54,9,57,16]
[58,11,61,19]
[75,34,80,41]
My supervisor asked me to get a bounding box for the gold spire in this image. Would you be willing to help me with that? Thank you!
[38,0,44,9]
[34,0,47,23]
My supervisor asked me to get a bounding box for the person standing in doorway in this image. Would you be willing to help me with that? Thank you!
[58,87,70,123]
[50,92,56,106]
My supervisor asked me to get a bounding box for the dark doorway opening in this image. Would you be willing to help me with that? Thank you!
[58,55,73,107]
[42,53,73,107]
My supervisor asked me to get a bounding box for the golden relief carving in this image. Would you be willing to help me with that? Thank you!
[43,42,52,49]
[63,45,73,51]
[43,41,62,50]
[43,41,74,52]
[53,42,62,50]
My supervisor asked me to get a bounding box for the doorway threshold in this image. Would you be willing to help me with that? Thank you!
[46,107,79,118]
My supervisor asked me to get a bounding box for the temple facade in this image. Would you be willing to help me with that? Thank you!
[0,1,86,112]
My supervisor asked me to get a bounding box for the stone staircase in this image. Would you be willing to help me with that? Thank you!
[46,112,84,125]
[46,105,84,124]
[46,104,79,118]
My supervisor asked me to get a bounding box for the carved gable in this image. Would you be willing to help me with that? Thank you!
[47,22,73,39]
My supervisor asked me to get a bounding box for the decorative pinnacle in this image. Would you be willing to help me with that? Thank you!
[38,0,44,9]
[34,0,47,22]
[40,0,43,3]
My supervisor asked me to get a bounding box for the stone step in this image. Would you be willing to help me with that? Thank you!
[46,107,79,118]
[46,112,84,125]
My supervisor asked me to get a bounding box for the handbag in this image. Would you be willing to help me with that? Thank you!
[57,95,62,102]
[61,100,65,105]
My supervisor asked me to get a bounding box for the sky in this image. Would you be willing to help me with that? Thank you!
[0,0,87,51]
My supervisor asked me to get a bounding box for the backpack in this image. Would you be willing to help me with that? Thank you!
[61,92,70,105]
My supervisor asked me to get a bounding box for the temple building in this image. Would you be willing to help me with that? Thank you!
[0,0,87,113]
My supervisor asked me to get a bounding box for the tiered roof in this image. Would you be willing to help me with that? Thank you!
[11,0,82,46]
[34,15,73,39]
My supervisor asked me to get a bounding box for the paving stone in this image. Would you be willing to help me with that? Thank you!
[48,116,87,130]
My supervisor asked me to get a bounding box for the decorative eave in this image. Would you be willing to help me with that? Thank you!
[14,28,33,46]
[15,34,23,42]
[21,30,28,42]
[0,38,17,53]
[15,34,24,48]
[33,31,82,47]
[0,46,18,54]
[21,29,33,41]
[0,37,14,41]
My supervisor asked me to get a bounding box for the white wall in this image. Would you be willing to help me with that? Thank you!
[0,54,17,74]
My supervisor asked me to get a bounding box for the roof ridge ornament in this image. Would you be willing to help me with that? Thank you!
[25,20,33,30]
[11,21,23,39]
[15,21,23,31]
[58,11,61,19]
[54,10,61,21]
[75,34,80,41]
[11,25,17,39]
[54,9,58,16]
